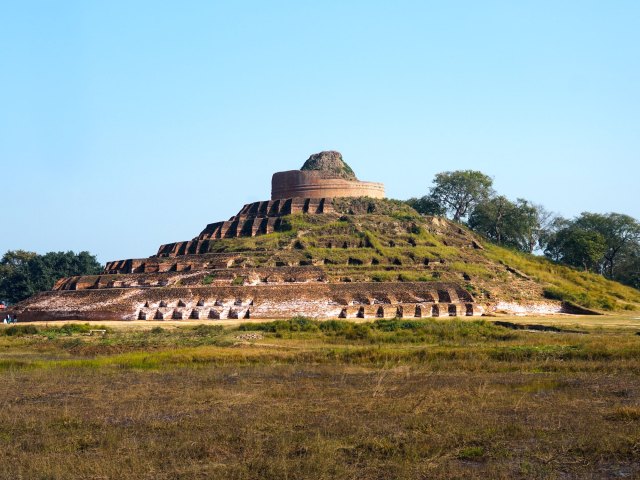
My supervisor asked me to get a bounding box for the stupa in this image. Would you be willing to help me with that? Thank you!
[11,151,579,321]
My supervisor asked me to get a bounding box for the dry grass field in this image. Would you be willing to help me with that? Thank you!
[1,315,639,479]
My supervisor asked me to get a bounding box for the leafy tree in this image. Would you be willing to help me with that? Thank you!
[615,246,640,289]
[467,197,551,253]
[429,170,493,222]
[405,196,446,216]
[573,213,640,277]
[0,250,102,304]
[539,216,571,252]
[543,226,607,272]
[512,200,555,253]
[541,213,640,287]
[409,169,640,289]
[0,250,37,270]
[468,196,518,246]
[0,251,37,304]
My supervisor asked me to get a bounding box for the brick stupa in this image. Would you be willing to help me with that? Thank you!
[11,151,576,321]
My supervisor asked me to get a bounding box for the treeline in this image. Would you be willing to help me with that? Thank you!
[0,250,102,304]
[406,170,640,289]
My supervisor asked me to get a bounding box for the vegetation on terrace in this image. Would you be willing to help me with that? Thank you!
[411,168,640,290]
[193,197,640,311]
[484,243,640,311]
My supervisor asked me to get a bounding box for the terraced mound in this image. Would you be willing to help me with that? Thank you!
[10,153,640,321]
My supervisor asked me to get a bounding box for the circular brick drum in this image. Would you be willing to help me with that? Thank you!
[271,170,385,200]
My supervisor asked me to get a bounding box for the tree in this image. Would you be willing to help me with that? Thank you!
[573,213,640,278]
[512,200,555,254]
[405,196,446,216]
[543,226,607,271]
[429,170,493,222]
[0,251,38,304]
[467,197,551,253]
[615,246,640,290]
[468,196,517,246]
[0,250,102,304]
[541,213,640,286]
[539,216,571,255]
[0,250,37,270]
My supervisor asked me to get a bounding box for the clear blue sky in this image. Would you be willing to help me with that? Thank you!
[1,1,638,264]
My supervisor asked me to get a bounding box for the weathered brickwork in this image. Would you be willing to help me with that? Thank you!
[271,171,385,200]
[10,151,569,321]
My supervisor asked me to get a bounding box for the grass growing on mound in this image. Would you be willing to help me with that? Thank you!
[332,197,421,218]
[484,243,640,311]
[175,203,638,313]
[449,262,493,279]
[205,230,298,253]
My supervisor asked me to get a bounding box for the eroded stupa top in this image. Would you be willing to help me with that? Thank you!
[271,150,384,200]
[300,151,357,180]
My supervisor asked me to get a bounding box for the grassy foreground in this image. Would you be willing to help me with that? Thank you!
[1,317,640,479]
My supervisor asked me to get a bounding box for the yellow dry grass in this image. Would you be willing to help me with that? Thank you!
[0,316,639,479]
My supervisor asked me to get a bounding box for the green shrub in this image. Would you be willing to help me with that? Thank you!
[318,320,352,333]
[62,337,84,349]
[58,323,94,335]
[344,324,373,340]
[542,287,563,301]
[239,316,319,333]
[192,324,223,336]
[373,319,425,331]
[38,323,110,337]
[2,325,39,336]
[457,446,485,460]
